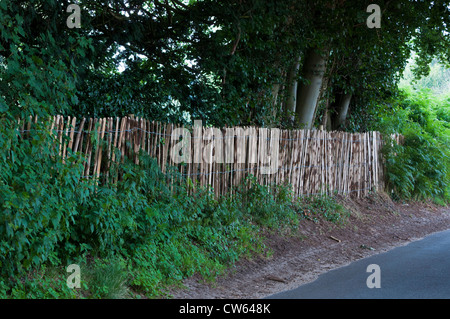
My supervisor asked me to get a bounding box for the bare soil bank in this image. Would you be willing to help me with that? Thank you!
[170,192,450,299]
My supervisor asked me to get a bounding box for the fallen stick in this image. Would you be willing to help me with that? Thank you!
[266,275,288,284]
[330,236,341,243]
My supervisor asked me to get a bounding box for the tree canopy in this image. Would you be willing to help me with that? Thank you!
[1,0,449,129]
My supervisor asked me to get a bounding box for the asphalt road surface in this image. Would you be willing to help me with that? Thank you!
[267,229,450,299]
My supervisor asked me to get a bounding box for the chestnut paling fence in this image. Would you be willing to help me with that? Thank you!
[16,115,386,198]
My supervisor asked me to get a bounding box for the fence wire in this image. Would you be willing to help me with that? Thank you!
[17,127,383,143]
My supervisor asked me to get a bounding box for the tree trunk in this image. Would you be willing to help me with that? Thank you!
[294,47,328,129]
[283,56,301,124]
[221,25,241,97]
[271,83,280,108]
[332,92,352,130]
[325,110,332,131]
[321,96,332,131]
[270,82,281,123]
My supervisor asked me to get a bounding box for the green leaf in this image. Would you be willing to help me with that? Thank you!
[32,256,40,266]
[31,55,43,66]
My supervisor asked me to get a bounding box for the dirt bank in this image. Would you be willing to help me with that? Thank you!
[169,192,450,299]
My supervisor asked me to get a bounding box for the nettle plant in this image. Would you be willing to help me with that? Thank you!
[0,118,88,275]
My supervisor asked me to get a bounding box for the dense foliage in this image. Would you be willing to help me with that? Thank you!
[2,0,449,127]
[0,142,349,297]
[372,88,450,202]
[0,0,449,298]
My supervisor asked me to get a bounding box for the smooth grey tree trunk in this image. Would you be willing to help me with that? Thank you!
[271,83,280,108]
[284,57,301,123]
[295,48,327,129]
[270,82,281,124]
[332,93,352,130]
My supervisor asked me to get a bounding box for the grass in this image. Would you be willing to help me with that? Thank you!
[296,193,350,225]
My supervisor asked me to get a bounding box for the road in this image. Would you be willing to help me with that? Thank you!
[267,229,450,299]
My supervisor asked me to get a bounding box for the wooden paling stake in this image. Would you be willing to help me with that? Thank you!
[73,118,85,154]
[83,118,94,177]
